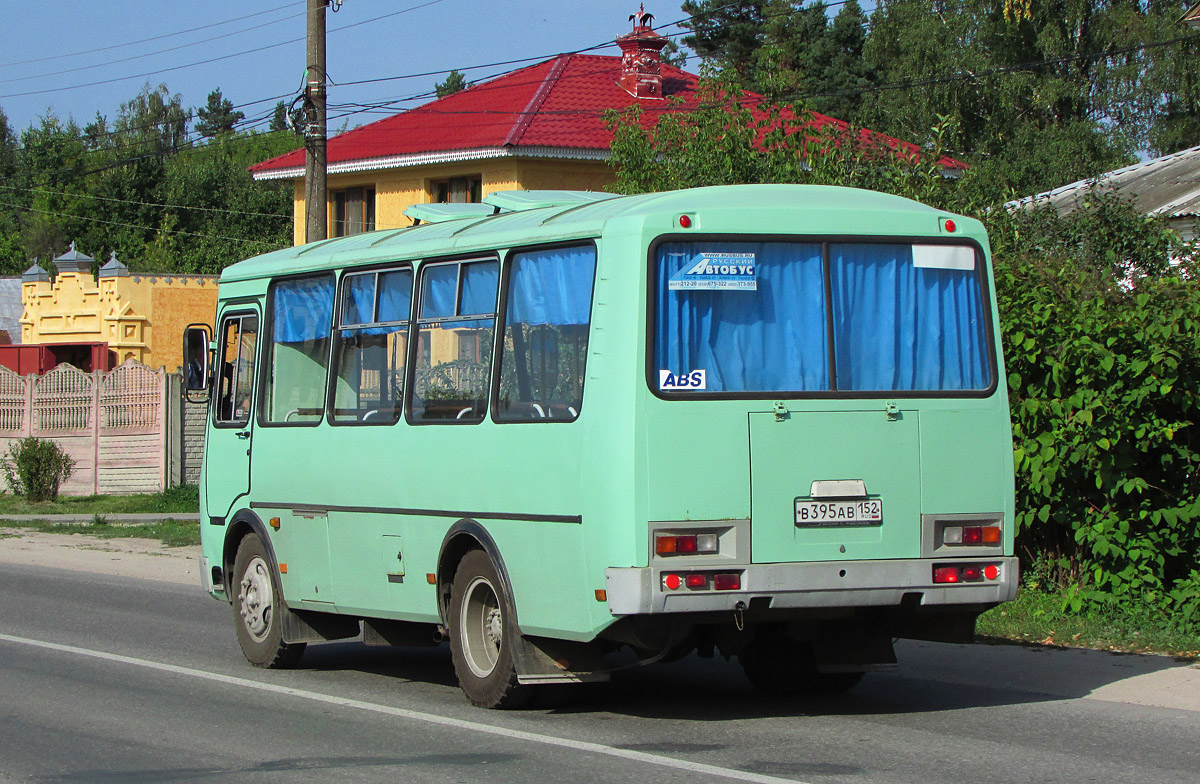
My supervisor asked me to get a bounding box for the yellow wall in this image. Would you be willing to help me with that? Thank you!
[288,157,616,245]
[21,271,219,372]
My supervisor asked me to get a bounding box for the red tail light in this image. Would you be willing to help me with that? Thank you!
[714,573,740,590]
[961,565,984,582]
[685,574,707,589]
[933,566,960,584]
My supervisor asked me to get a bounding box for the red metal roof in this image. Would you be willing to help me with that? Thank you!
[250,53,964,176]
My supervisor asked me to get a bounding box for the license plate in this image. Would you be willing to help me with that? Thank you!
[794,498,883,527]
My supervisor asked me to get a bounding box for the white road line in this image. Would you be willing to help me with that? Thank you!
[0,632,808,784]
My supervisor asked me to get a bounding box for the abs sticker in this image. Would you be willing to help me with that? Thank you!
[668,252,756,291]
[660,369,707,390]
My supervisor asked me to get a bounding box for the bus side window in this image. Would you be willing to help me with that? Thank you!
[215,314,258,426]
[495,245,596,422]
[410,259,499,423]
[263,275,336,425]
[332,267,412,424]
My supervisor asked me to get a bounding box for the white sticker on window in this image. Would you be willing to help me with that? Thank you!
[668,252,757,291]
[660,369,707,390]
[912,245,975,271]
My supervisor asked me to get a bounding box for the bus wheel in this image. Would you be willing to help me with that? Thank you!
[739,638,864,695]
[232,534,305,669]
[449,550,533,709]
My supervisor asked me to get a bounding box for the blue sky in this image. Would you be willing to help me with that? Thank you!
[0,1,693,136]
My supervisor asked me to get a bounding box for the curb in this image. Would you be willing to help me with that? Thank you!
[0,513,200,524]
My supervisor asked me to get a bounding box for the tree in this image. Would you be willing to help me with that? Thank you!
[16,113,90,261]
[270,101,289,133]
[679,0,766,83]
[435,70,469,98]
[857,0,1199,196]
[195,87,245,138]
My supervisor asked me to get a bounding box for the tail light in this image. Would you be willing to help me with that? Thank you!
[943,524,1001,546]
[655,533,719,556]
[934,563,1002,584]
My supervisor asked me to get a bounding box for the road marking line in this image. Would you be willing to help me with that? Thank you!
[0,632,807,784]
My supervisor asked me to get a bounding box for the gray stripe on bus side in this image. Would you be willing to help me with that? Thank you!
[249,501,582,525]
[0,632,807,784]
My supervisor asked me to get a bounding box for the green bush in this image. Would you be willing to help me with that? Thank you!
[1,437,76,502]
[991,200,1200,629]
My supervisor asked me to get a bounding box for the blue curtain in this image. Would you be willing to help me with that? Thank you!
[274,276,334,343]
[420,265,458,319]
[460,262,499,316]
[343,274,374,325]
[829,244,990,390]
[341,269,412,338]
[508,246,596,326]
[377,269,412,323]
[655,242,829,392]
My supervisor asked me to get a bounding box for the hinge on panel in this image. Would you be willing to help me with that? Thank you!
[885,401,900,421]
[774,401,789,421]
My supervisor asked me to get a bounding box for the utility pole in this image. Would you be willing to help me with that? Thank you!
[304,0,328,243]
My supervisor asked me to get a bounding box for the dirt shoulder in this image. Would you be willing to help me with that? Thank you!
[0,529,200,585]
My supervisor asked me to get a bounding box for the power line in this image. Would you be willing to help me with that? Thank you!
[3,9,301,85]
[0,184,291,221]
[0,3,296,69]
[0,0,448,101]
[0,201,288,249]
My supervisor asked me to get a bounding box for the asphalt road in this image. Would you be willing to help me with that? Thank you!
[1,562,1198,784]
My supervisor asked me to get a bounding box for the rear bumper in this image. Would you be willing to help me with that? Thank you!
[605,556,1018,615]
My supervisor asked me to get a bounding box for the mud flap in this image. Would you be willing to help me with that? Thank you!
[281,606,361,644]
[513,635,611,685]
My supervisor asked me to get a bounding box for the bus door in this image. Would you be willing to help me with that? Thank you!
[205,308,260,522]
[749,408,922,563]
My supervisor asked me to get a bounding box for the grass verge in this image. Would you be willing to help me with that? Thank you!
[0,518,201,548]
[0,484,198,516]
[977,587,1200,660]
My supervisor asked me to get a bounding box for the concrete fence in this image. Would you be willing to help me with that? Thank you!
[0,360,207,496]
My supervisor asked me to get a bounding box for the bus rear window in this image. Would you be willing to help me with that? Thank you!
[653,240,992,395]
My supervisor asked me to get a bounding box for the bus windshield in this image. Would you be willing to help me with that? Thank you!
[653,240,993,395]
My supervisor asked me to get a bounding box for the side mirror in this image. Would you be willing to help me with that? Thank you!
[183,324,212,403]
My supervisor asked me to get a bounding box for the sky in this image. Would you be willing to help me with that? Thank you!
[0,0,694,138]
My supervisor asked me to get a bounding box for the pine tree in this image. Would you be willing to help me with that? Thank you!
[195,88,245,138]
[435,70,469,98]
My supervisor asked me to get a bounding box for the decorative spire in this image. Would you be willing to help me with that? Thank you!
[52,241,95,274]
[617,5,668,99]
[99,250,129,278]
[22,257,49,283]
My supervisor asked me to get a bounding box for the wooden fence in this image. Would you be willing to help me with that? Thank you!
[0,360,168,495]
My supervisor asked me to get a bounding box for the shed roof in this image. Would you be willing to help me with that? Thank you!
[1006,145,1200,220]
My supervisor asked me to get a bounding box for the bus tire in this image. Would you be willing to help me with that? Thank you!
[448,550,533,709]
[232,533,306,669]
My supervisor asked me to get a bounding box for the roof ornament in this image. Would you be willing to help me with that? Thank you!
[630,4,654,29]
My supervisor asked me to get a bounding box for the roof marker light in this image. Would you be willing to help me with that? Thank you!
[679,214,692,228]
[944,219,956,232]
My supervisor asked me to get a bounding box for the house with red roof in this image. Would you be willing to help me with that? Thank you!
[251,8,963,245]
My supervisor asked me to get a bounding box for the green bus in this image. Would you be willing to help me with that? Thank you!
[188,184,1017,708]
